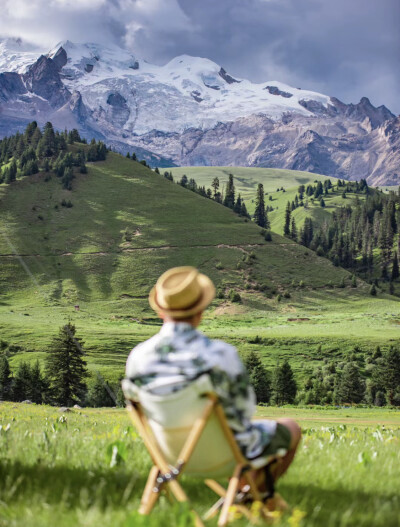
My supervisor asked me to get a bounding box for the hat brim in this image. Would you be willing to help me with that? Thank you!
[149,273,216,319]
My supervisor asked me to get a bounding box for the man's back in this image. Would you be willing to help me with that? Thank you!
[125,321,255,435]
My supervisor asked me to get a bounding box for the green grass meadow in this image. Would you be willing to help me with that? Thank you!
[1,153,400,526]
[1,403,399,527]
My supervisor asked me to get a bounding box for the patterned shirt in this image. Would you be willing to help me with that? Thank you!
[123,321,276,459]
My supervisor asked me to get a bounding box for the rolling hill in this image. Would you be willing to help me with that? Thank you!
[1,150,399,383]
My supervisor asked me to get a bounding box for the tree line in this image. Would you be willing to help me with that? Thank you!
[0,121,107,189]
[158,170,251,219]
[299,345,400,406]
[0,323,122,407]
[283,181,400,287]
[2,324,399,407]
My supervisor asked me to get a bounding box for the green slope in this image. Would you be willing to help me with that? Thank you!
[165,166,362,234]
[1,153,399,383]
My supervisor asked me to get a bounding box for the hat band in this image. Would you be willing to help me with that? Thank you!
[156,289,203,312]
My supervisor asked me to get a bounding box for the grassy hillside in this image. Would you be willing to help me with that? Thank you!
[165,166,365,234]
[1,153,399,384]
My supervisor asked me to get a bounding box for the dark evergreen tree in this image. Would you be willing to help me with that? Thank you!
[392,252,399,280]
[0,354,12,401]
[29,360,47,404]
[290,216,297,241]
[223,174,235,209]
[179,174,188,187]
[382,347,400,405]
[11,362,32,402]
[5,160,17,183]
[87,375,115,407]
[234,194,242,214]
[211,177,220,199]
[254,184,267,227]
[335,362,365,404]
[272,361,297,405]
[244,351,271,404]
[284,202,291,236]
[45,323,88,406]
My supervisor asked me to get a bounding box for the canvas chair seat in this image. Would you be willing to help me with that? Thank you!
[123,374,285,526]
[124,374,238,477]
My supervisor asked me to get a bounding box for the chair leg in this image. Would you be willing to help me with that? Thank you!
[218,465,242,527]
[139,466,160,515]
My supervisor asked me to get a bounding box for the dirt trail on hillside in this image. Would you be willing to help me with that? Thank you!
[0,242,280,257]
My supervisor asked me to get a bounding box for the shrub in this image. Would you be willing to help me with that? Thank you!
[264,230,272,241]
[283,291,291,298]
[215,261,223,270]
[276,294,282,302]
[216,288,225,299]
[229,290,241,303]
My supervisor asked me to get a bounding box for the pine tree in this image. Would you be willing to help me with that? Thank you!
[244,351,271,404]
[284,202,291,236]
[211,177,220,199]
[11,362,32,402]
[87,375,115,407]
[42,122,57,156]
[0,354,12,401]
[370,283,377,296]
[29,360,47,404]
[392,252,399,280]
[223,174,235,209]
[234,194,242,214]
[272,361,297,405]
[382,347,400,405]
[5,160,17,183]
[254,184,267,227]
[45,323,88,406]
[290,216,297,240]
[335,362,365,403]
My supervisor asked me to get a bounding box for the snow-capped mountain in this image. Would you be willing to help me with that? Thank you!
[0,39,398,184]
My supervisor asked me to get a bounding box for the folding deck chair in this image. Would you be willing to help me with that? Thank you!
[123,374,287,526]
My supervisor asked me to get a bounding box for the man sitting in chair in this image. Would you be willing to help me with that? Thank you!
[124,266,301,504]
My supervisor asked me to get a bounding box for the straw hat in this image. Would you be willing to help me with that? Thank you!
[149,266,215,319]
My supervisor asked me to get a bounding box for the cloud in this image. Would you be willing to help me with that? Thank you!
[0,0,399,113]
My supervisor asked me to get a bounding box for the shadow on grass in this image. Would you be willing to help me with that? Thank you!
[0,460,215,510]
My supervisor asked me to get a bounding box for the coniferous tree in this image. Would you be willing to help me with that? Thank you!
[382,347,400,405]
[392,252,399,280]
[244,350,271,404]
[241,200,250,219]
[335,362,365,404]
[45,323,88,406]
[29,360,48,404]
[284,202,291,236]
[272,361,297,405]
[211,177,220,199]
[5,160,17,183]
[87,375,115,407]
[234,194,242,214]
[254,184,267,227]
[223,174,235,209]
[11,362,32,402]
[0,354,12,401]
[290,216,297,241]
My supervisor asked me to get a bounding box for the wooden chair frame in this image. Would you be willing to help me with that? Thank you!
[126,394,276,526]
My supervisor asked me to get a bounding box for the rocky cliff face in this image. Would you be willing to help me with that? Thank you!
[0,39,398,183]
